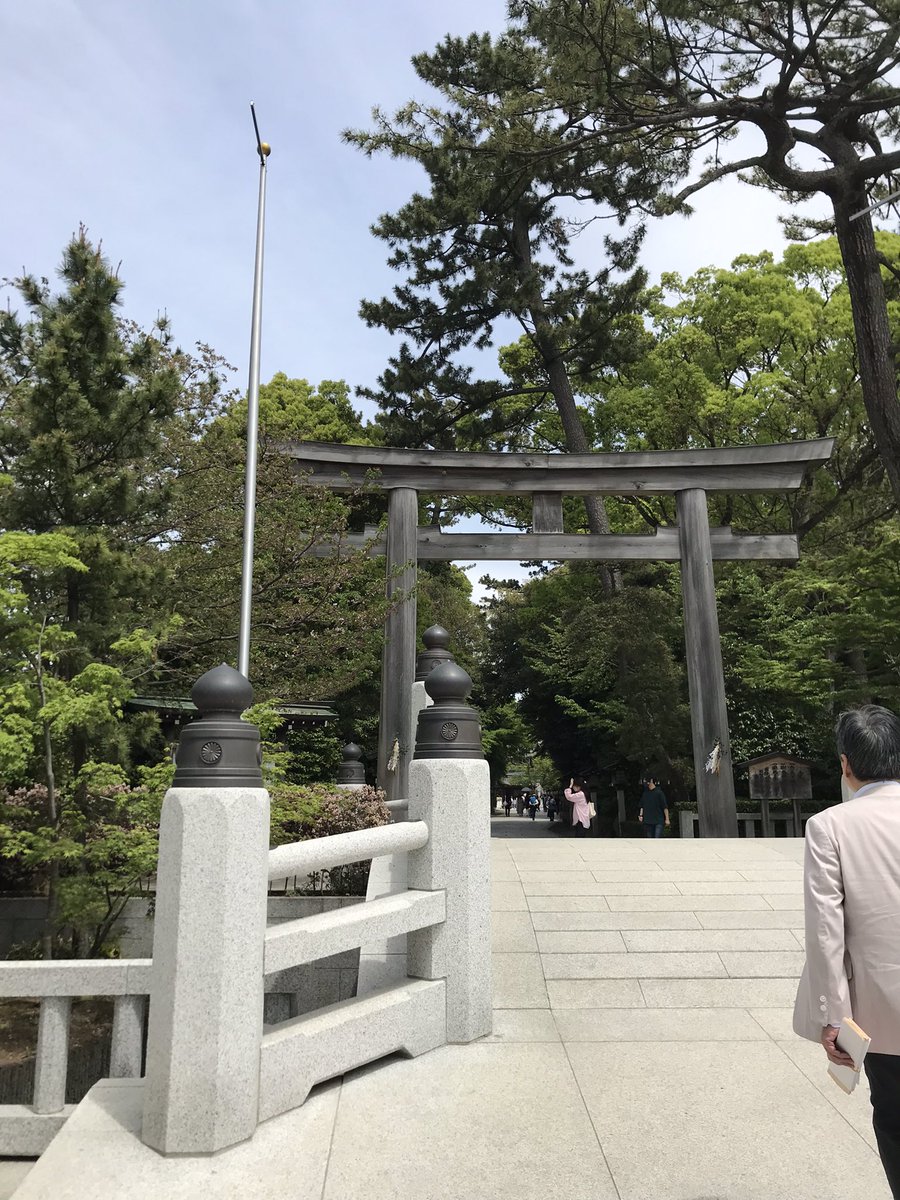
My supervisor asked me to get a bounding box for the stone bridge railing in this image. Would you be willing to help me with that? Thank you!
[0,645,490,1159]
[0,961,150,1155]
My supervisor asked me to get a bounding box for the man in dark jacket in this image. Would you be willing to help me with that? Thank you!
[638,777,669,838]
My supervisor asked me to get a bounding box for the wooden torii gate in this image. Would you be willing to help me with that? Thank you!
[281,438,834,837]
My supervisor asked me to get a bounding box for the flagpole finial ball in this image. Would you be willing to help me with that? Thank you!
[261,142,271,156]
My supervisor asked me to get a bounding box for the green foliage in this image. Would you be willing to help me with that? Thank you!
[1,763,162,958]
[0,229,181,534]
[416,563,486,680]
[504,0,900,500]
[482,561,692,793]
[479,239,899,800]
[0,231,213,680]
[503,753,560,792]
[284,726,344,786]
[155,398,390,708]
[269,784,390,895]
[253,374,375,444]
[345,19,653,545]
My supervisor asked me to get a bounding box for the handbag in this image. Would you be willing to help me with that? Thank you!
[587,800,597,819]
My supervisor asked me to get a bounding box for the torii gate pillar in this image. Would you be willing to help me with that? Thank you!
[677,489,738,837]
[376,488,418,801]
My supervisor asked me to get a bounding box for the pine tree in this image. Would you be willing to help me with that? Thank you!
[0,229,184,663]
[345,29,664,541]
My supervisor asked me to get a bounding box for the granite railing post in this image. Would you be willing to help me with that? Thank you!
[406,660,492,1043]
[141,664,269,1156]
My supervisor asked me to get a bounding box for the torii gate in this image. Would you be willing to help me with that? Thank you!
[281,438,834,837]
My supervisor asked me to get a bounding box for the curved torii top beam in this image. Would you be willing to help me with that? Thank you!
[278,438,835,494]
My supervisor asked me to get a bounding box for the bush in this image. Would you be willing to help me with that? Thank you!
[269,783,390,896]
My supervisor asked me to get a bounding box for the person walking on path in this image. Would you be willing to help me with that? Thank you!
[527,793,539,821]
[503,795,512,817]
[793,705,900,1199]
[565,778,591,836]
[638,777,669,838]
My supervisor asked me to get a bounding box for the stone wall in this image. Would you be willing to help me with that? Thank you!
[0,898,49,957]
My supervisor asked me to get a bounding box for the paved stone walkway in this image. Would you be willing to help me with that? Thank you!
[5,831,890,1199]
[486,828,887,1200]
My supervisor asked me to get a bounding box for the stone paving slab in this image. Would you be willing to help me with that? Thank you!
[324,1044,619,1200]
[492,952,548,1008]
[622,928,799,952]
[552,1007,770,1042]
[568,1041,888,1200]
[532,910,703,931]
[0,1163,30,1200]
[489,882,528,911]
[719,951,806,977]
[527,894,613,912]
[543,950,727,979]
[523,879,681,895]
[481,1009,560,1044]
[761,894,806,909]
[516,870,598,882]
[488,861,520,881]
[490,911,538,952]
[776,1038,878,1153]
[746,1007,797,1039]
[632,868,747,882]
[674,879,803,894]
[639,976,801,1008]
[588,868,720,881]
[696,909,809,928]
[606,893,772,910]
[737,867,804,880]
[536,930,628,953]
[9,1078,340,1199]
[547,979,646,1008]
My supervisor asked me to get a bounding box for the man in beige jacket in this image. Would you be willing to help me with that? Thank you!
[794,704,900,1198]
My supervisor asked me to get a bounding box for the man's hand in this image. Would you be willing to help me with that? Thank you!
[821,1024,855,1067]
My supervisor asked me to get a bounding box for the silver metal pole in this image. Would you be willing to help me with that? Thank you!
[237,104,270,680]
[850,187,900,222]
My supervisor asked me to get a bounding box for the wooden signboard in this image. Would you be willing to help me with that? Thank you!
[748,754,813,801]
[747,753,813,838]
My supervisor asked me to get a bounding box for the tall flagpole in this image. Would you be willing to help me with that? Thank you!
[237,103,270,680]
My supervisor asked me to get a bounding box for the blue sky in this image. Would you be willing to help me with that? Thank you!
[4,1,514,402]
[2,1,824,599]
[3,0,814,404]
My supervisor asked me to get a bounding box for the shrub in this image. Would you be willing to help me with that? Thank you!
[269,783,390,895]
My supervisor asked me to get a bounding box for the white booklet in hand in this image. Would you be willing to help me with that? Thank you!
[828,1018,871,1095]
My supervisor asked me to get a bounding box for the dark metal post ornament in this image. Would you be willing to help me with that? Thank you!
[172,663,263,788]
[414,661,484,760]
[337,742,366,785]
[415,624,454,681]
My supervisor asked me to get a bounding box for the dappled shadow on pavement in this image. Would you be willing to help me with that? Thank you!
[491,814,576,839]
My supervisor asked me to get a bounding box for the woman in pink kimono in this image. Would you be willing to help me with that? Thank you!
[565,778,591,836]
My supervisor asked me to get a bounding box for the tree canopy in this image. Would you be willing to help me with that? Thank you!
[502,0,900,505]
